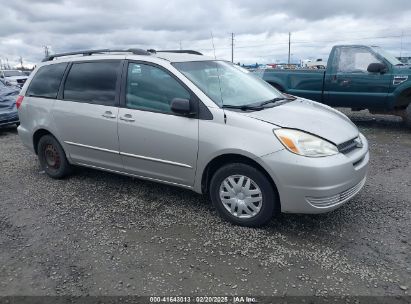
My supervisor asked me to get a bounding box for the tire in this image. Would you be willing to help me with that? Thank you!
[37,134,72,179]
[209,163,279,227]
[404,103,411,128]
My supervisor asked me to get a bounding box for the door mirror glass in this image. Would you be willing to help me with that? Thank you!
[367,62,387,74]
[170,98,192,115]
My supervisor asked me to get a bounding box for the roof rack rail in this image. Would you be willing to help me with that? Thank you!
[42,48,151,62]
[151,50,203,55]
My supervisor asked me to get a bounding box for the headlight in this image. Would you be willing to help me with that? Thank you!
[273,129,338,157]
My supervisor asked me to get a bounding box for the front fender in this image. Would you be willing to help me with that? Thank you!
[390,80,411,108]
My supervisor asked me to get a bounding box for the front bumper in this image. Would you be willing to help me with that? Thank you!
[259,133,369,214]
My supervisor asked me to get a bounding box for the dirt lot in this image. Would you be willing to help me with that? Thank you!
[0,110,410,298]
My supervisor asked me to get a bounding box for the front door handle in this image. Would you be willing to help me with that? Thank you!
[120,114,135,122]
[102,111,116,119]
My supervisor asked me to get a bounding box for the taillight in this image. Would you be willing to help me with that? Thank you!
[16,95,24,109]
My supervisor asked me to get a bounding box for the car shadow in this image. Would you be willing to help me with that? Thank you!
[340,109,410,132]
[0,125,18,136]
[71,165,359,236]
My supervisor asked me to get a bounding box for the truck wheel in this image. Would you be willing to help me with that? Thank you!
[405,104,411,128]
[209,163,279,227]
[37,135,72,179]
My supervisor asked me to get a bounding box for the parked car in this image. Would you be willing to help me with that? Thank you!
[257,45,411,126]
[0,69,29,87]
[17,49,369,227]
[0,79,19,127]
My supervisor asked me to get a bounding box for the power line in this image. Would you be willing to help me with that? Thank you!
[199,33,411,52]
[208,33,411,51]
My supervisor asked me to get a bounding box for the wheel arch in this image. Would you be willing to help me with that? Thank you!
[394,86,411,109]
[267,81,285,92]
[32,128,58,155]
[200,153,280,207]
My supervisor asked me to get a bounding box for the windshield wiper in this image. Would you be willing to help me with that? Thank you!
[259,97,287,106]
[259,95,296,107]
[222,104,264,111]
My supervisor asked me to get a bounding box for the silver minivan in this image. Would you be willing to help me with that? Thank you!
[17,49,369,227]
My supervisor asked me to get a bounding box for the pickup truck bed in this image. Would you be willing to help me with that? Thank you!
[259,69,326,102]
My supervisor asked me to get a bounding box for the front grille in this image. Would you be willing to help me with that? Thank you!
[338,137,358,154]
[306,177,366,208]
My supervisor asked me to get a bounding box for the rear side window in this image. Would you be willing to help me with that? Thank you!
[63,61,120,106]
[26,63,68,98]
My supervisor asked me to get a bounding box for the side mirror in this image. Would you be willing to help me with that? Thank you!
[170,98,194,116]
[367,62,387,74]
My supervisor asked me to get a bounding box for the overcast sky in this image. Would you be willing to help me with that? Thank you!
[1,0,411,67]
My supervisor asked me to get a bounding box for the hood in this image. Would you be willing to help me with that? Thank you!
[240,99,359,145]
[5,76,28,81]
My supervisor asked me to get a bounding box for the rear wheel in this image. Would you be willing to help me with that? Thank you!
[37,135,72,179]
[209,163,278,227]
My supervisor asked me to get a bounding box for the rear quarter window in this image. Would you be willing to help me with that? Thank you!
[26,63,68,98]
[63,61,120,106]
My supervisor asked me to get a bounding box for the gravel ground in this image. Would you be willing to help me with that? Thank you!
[0,109,410,298]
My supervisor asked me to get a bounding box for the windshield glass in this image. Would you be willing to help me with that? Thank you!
[173,61,283,107]
[3,70,23,77]
[372,47,403,65]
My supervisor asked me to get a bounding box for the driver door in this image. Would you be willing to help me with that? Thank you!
[325,46,391,108]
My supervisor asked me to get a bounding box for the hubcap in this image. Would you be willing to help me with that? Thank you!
[219,175,263,219]
[44,144,60,169]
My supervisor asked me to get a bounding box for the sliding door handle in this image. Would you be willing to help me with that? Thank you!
[102,111,116,119]
[120,114,135,122]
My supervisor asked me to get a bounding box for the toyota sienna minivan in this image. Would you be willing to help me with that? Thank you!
[17,49,369,227]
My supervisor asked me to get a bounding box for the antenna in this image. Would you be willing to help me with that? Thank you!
[231,32,235,63]
[210,31,217,59]
[288,32,291,65]
[43,45,50,58]
[400,30,404,58]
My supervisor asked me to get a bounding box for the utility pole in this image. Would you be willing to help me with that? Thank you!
[19,56,24,70]
[288,32,291,65]
[179,41,182,50]
[231,33,234,63]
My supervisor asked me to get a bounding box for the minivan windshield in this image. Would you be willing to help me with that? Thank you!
[173,61,284,107]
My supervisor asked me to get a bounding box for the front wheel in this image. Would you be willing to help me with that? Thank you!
[37,134,72,179]
[209,163,279,227]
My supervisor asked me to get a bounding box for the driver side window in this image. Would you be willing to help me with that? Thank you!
[126,63,190,114]
[337,48,382,73]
